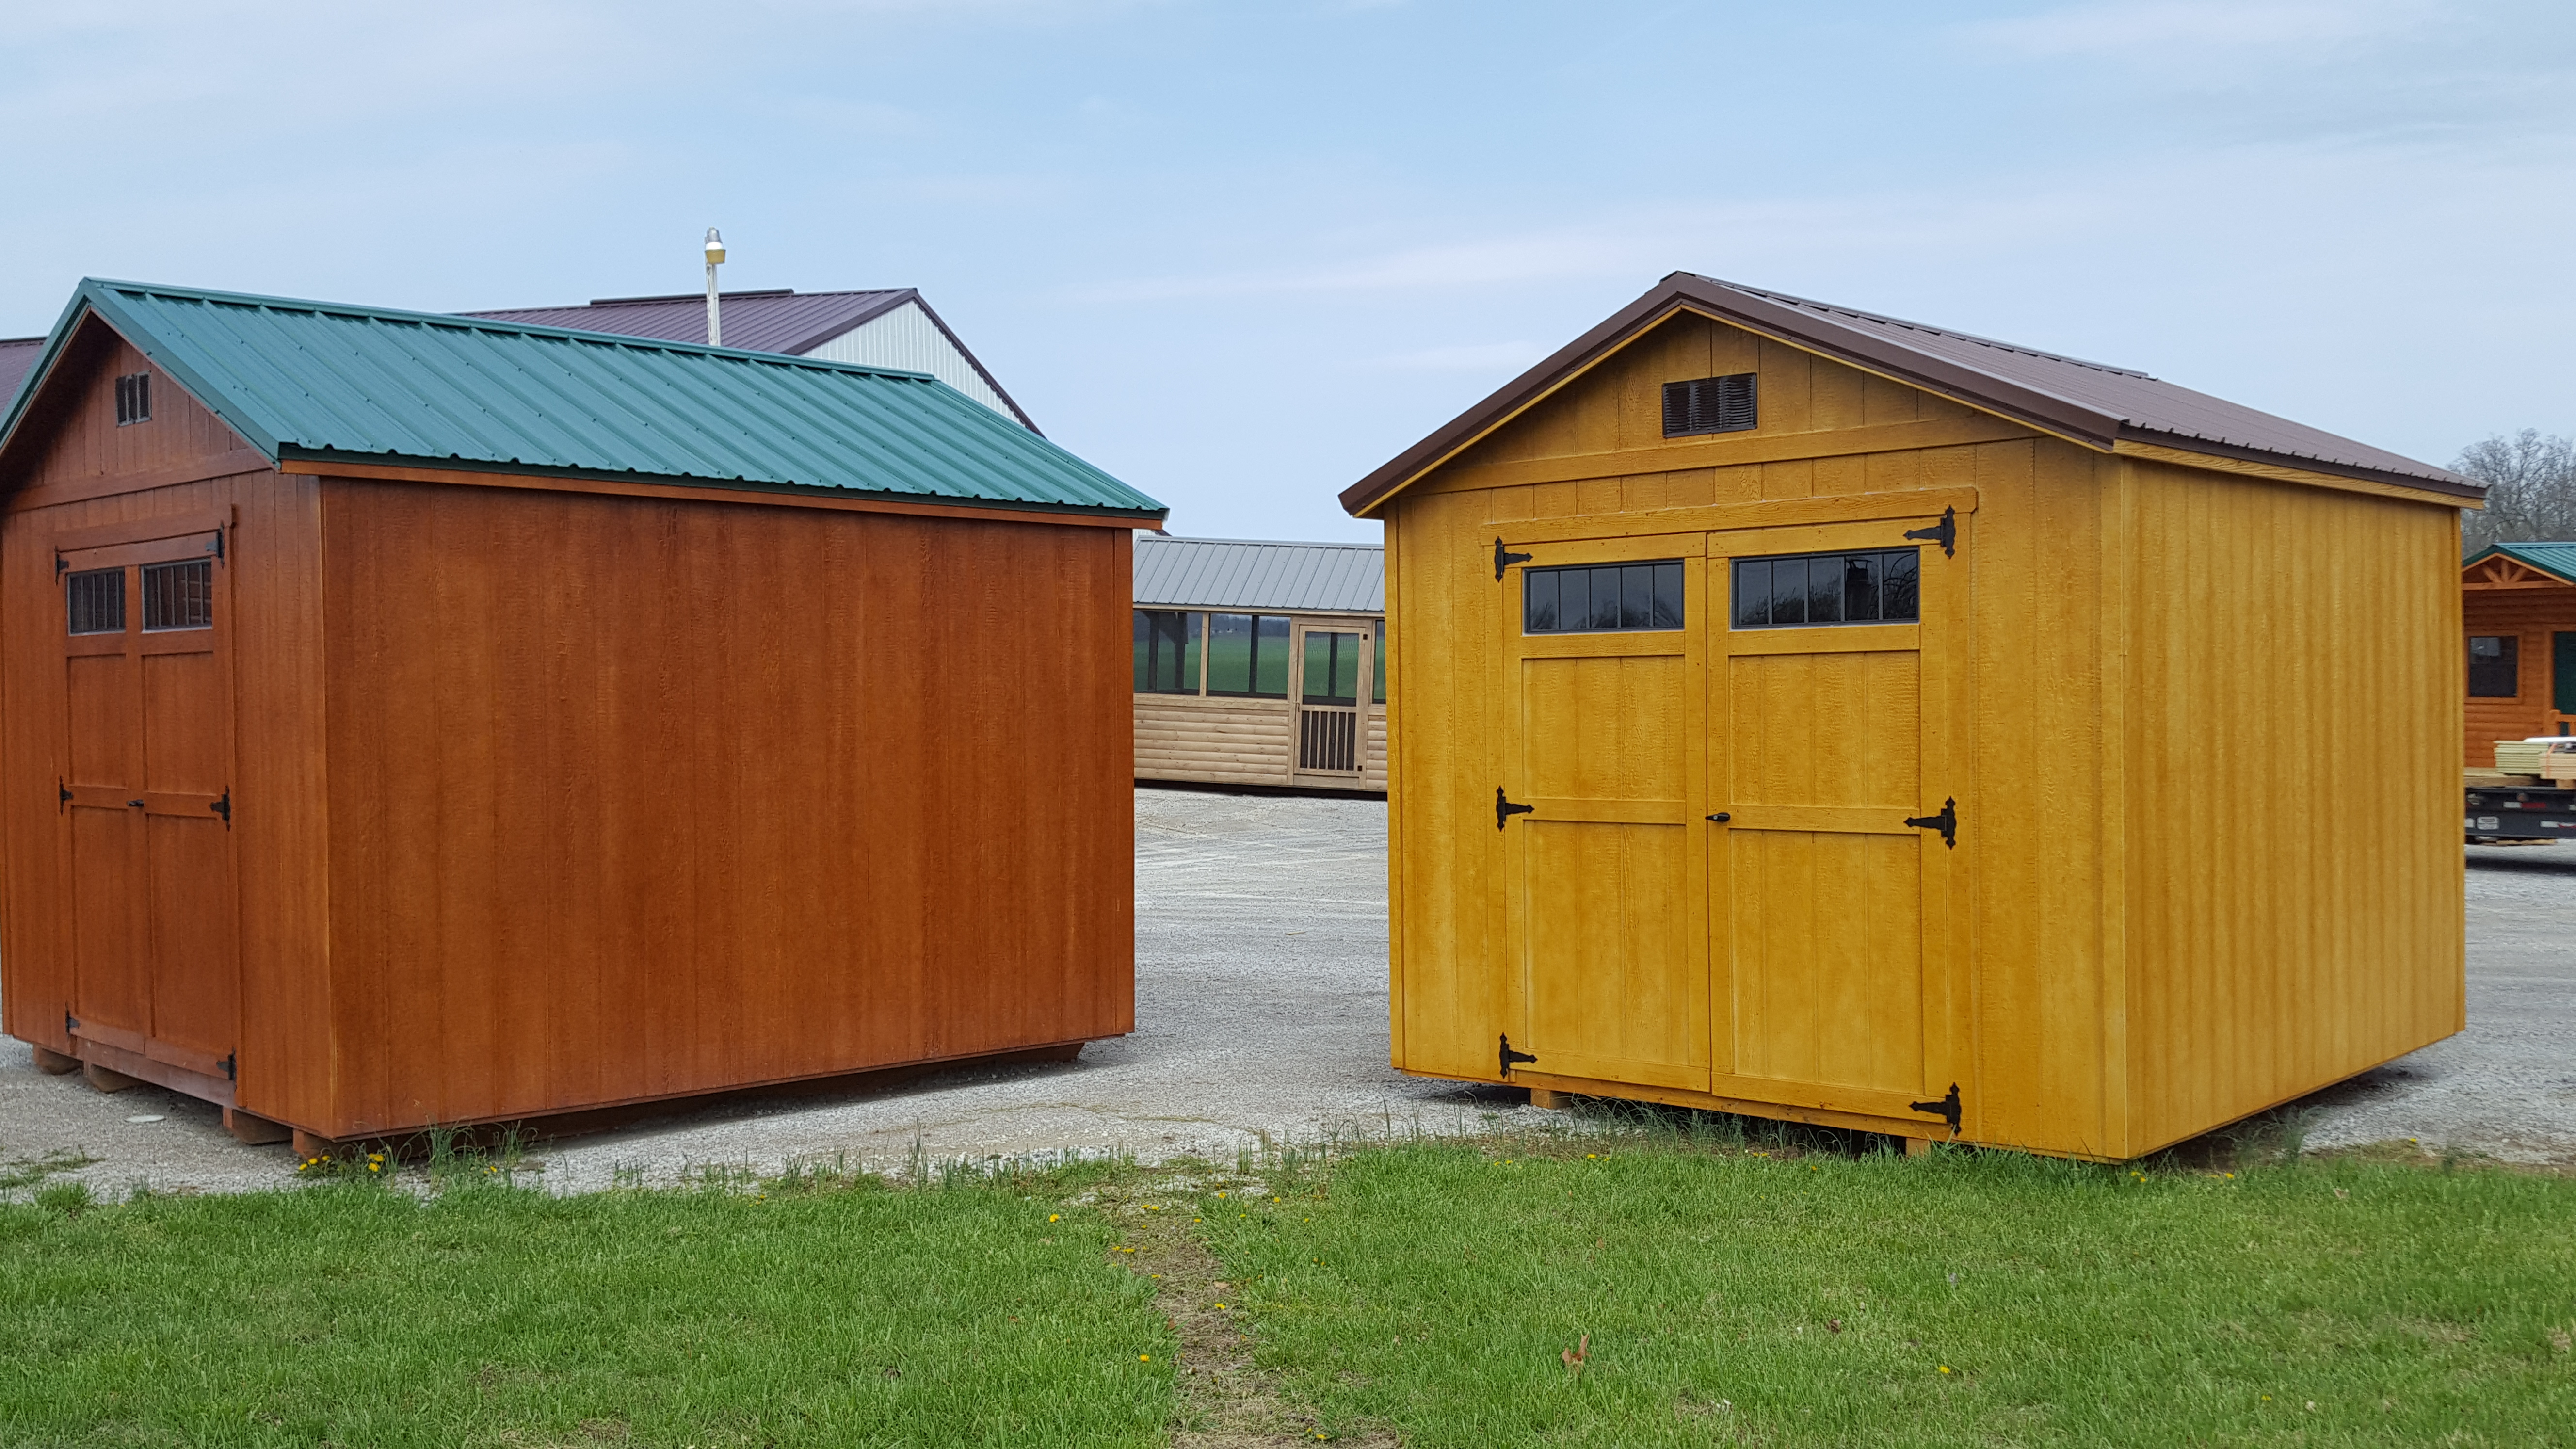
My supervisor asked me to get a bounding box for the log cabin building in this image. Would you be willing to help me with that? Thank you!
[0,279,1164,1154]
[1347,271,2482,1160]
[2462,542,2576,759]
[1132,534,1386,792]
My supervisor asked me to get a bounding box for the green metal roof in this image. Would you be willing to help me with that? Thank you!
[0,279,1165,520]
[2467,541,2576,585]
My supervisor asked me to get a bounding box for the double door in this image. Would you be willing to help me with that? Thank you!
[1498,511,1964,1133]
[57,525,239,1089]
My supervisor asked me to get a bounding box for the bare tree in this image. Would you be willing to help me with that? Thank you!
[2454,430,2576,556]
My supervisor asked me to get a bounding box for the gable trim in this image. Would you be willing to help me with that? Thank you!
[2463,547,2576,589]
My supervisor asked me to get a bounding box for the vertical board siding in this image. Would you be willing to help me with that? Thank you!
[2121,459,2463,1154]
[804,302,1019,423]
[319,479,1131,1135]
[1387,487,1508,1080]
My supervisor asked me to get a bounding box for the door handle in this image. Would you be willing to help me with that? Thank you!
[127,799,146,808]
[1706,812,1731,823]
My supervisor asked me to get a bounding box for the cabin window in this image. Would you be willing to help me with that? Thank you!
[114,372,152,425]
[2469,635,2518,697]
[1732,549,1919,628]
[1133,610,1201,694]
[1662,373,1756,437]
[66,568,124,635]
[1303,630,1364,706]
[142,560,212,632]
[1524,562,1685,634]
[1207,613,1291,697]
[1373,622,1387,704]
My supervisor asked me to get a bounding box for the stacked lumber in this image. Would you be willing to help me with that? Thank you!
[2494,740,2551,775]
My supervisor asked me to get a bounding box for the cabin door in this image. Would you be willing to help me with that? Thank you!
[1292,621,1371,780]
[57,528,240,1091]
[1500,535,1709,1090]
[1704,515,1964,1135]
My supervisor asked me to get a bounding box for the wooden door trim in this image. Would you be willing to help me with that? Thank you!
[1499,486,1979,548]
[50,512,231,553]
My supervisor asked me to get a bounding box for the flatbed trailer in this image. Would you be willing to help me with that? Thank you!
[2465,770,2576,843]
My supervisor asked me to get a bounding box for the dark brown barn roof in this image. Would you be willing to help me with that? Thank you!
[463,287,1037,431]
[1341,272,2479,516]
[0,336,40,408]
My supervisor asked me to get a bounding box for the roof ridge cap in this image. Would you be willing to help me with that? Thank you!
[82,278,939,382]
[1684,274,2156,379]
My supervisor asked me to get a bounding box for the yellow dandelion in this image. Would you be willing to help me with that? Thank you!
[1048,1213,1060,1222]
[1139,1353,1150,1362]
[1939,1366,1952,1375]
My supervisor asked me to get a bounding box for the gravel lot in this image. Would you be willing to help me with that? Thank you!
[3,793,2570,1197]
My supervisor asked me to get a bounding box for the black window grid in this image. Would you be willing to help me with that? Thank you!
[1730,549,1920,628]
[1524,562,1686,634]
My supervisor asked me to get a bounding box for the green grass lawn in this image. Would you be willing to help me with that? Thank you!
[1,1169,1171,1448]
[1198,1136,2576,1447]
[5,1130,2573,1448]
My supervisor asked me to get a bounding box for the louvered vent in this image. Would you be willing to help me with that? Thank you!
[1661,373,1756,437]
[114,372,152,426]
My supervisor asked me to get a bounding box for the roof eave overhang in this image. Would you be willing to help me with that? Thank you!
[2463,544,2576,587]
[2114,426,2486,501]
[1341,272,2479,517]
[273,445,1169,523]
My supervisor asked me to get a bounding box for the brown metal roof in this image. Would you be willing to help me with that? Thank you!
[0,336,41,409]
[462,287,1038,431]
[1341,272,2481,516]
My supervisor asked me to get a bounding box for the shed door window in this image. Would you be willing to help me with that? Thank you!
[2469,635,2518,697]
[1732,549,1919,628]
[1133,609,1201,694]
[1372,621,1386,704]
[66,568,126,635]
[142,561,213,632]
[1208,614,1291,697]
[1524,562,1684,634]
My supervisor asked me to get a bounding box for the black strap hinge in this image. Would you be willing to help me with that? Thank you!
[1496,787,1534,831]
[1903,506,1957,558]
[1493,536,1532,581]
[1909,1083,1962,1134]
[58,779,71,810]
[220,1053,237,1082]
[207,526,225,561]
[211,789,231,824]
[55,554,68,576]
[1904,797,1957,848]
[66,1010,79,1037]
[1500,1034,1537,1079]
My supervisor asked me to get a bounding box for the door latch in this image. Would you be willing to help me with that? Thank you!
[1496,787,1534,830]
[1909,1082,1963,1134]
[1706,811,1731,823]
[1904,797,1957,848]
[1903,506,1957,557]
[1493,536,1533,581]
[1500,1034,1538,1079]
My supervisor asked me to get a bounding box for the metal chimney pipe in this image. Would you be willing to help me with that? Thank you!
[703,228,727,346]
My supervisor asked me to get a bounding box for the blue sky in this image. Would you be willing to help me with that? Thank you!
[7,1,2572,540]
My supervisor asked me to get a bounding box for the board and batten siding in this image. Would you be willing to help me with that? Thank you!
[1379,306,2463,1160]
[804,301,1018,423]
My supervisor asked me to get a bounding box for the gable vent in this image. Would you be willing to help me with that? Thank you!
[114,372,152,426]
[1662,372,1756,437]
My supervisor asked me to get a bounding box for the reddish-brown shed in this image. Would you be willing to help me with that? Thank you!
[0,280,1166,1153]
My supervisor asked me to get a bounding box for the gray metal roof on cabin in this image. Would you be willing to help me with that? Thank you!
[0,337,39,409]
[1133,535,1384,613]
[462,288,1038,430]
[466,289,912,357]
